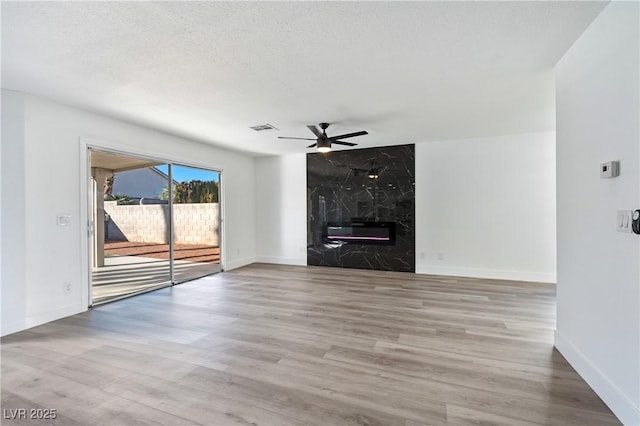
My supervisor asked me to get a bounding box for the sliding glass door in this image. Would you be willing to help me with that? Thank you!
[169,165,221,283]
[89,149,222,305]
[89,150,172,304]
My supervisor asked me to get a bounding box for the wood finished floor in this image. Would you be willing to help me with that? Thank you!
[1,263,620,425]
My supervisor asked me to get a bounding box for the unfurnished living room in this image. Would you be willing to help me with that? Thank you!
[1,1,639,425]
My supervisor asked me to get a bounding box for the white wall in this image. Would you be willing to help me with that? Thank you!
[555,2,640,425]
[255,154,307,265]
[1,91,27,334]
[415,132,557,282]
[1,90,256,336]
[254,134,556,283]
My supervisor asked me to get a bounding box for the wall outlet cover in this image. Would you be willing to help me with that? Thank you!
[57,214,71,226]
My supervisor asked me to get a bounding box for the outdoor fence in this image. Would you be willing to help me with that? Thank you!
[105,201,220,246]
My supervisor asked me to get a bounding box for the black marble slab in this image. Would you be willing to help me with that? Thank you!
[307,144,415,272]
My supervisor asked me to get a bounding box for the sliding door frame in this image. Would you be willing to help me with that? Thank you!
[168,164,175,282]
[80,137,225,307]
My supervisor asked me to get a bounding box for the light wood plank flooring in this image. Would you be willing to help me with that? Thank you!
[1,264,620,425]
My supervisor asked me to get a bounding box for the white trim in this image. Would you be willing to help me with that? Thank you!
[79,139,91,307]
[218,170,226,274]
[415,264,556,283]
[554,330,639,426]
[248,260,555,283]
[224,256,255,271]
[255,256,307,266]
[82,137,226,176]
[1,321,26,337]
[25,304,85,333]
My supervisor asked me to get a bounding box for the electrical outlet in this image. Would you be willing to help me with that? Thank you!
[437,253,444,261]
[419,251,426,260]
[57,214,71,227]
[63,281,72,294]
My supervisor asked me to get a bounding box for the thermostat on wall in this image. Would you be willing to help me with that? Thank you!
[600,161,619,178]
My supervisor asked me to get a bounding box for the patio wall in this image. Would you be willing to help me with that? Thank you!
[105,201,219,245]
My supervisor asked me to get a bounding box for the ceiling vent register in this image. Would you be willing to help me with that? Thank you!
[250,123,278,132]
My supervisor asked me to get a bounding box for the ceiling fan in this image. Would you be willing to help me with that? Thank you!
[278,122,368,153]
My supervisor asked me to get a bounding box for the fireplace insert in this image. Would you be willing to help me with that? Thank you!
[323,222,396,245]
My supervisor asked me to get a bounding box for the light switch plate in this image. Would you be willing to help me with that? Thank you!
[617,210,632,233]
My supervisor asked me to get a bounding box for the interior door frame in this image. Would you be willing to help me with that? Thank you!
[79,137,226,307]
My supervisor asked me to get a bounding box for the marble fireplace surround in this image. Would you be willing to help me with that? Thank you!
[307,144,415,272]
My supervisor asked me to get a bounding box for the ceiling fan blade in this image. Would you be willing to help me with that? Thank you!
[278,136,316,140]
[333,140,358,146]
[307,143,318,148]
[307,125,322,138]
[329,130,368,140]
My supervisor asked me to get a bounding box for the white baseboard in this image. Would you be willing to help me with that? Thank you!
[224,256,256,271]
[247,261,555,283]
[555,330,639,425]
[1,320,27,337]
[1,303,86,337]
[415,264,556,283]
[255,256,307,266]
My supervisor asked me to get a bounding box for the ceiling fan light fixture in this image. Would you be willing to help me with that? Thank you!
[317,140,332,153]
[279,123,367,152]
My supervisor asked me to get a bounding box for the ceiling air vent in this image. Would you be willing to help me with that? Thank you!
[250,123,278,132]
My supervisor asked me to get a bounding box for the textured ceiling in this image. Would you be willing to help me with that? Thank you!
[2,1,607,156]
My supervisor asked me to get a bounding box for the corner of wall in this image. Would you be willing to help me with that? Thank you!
[555,330,640,425]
